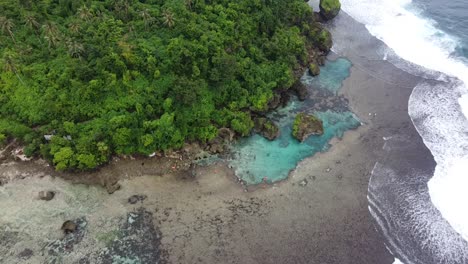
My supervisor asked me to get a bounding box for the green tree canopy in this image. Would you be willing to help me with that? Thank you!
[0,0,331,170]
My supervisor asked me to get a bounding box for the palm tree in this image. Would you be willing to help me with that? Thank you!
[2,52,16,73]
[140,9,152,29]
[162,10,175,28]
[42,22,60,48]
[115,0,130,20]
[78,6,93,21]
[66,38,84,58]
[24,14,42,42]
[69,21,81,34]
[24,15,40,31]
[1,50,24,84]
[185,0,193,10]
[0,16,16,44]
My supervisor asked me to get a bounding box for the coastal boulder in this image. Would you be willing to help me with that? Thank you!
[292,81,309,101]
[268,93,282,110]
[309,63,320,76]
[61,220,77,234]
[292,113,324,142]
[38,191,55,201]
[218,127,235,142]
[319,0,341,21]
[254,118,280,141]
[307,25,333,53]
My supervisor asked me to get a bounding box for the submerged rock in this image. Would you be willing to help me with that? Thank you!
[38,191,55,201]
[319,0,341,20]
[254,118,280,141]
[292,113,324,142]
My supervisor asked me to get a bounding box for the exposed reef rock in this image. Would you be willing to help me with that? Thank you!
[44,217,87,261]
[98,209,166,264]
[254,118,280,141]
[309,63,320,76]
[38,191,55,201]
[292,113,324,142]
[207,128,235,154]
[268,93,282,110]
[292,81,309,101]
[319,0,342,20]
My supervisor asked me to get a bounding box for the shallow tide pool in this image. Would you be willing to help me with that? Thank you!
[229,58,360,185]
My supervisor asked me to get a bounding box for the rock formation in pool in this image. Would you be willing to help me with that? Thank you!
[292,113,324,142]
[319,0,342,20]
[254,118,280,141]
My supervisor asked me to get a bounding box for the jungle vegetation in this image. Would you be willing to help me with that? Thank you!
[0,0,331,170]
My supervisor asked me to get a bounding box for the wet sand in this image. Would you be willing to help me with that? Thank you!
[0,12,428,264]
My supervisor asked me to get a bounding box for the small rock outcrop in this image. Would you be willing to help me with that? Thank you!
[268,93,282,110]
[38,191,55,201]
[206,127,235,154]
[292,81,309,101]
[106,182,121,194]
[319,0,341,21]
[61,220,77,234]
[292,113,324,142]
[309,63,320,76]
[128,195,147,204]
[254,118,280,141]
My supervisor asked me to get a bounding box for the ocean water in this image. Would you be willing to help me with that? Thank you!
[337,0,468,263]
[229,58,360,185]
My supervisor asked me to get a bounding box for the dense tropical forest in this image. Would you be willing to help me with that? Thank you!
[0,0,333,170]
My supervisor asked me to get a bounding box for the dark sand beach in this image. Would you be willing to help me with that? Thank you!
[0,11,433,264]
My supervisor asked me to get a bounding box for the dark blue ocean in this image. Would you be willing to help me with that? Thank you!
[336,0,468,263]
[414,0,468,60]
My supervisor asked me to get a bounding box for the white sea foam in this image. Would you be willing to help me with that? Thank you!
[393,259,404,264]
[340,0,468,250]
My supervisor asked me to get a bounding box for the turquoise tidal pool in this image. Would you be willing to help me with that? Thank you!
[228,58,360,185]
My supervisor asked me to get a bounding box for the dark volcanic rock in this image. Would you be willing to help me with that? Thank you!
[319,0,341,20]
[218,127,234,142]
[106,182,121,194]
[45,218,87,257]
[280,91,290,107]
[38,191,55,201]
[292,81,309,101]
[309,63,320,76]
[292,113,324,142]
[254,118,280,141]
[61,220,77,234]
[128,195,147,204]
[268,93,282,110]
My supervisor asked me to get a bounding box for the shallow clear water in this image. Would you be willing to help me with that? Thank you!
[229,58,360,185]
[301,58,353,95]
